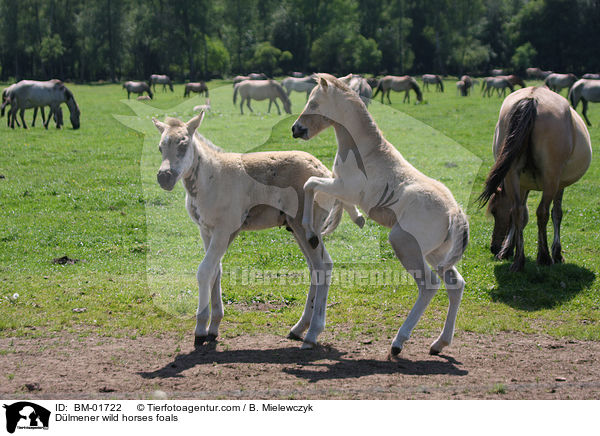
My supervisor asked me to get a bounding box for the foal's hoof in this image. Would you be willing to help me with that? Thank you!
[194,336,208,347]
[308,235,319,249]
[301,340,316,350]
[429,348,441,356]
[390,346,402,356]
[206,334,218,342]
[354,216,366,229]
[287,332,303,342]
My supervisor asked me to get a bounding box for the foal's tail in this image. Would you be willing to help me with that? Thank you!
[439,210,470,271]
[233,83,239,104]
[478,96,537,205]
[321,200,344,236]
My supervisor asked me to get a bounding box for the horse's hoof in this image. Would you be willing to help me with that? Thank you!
[287,332,303,342]
[206,334,218,342]
[390,346,402,356]
[429,348,441,356]
[308,235,319,249]
[355,216,366,229]
[301,341,316,350]
[509,261,524,273]
[194,336,207,347]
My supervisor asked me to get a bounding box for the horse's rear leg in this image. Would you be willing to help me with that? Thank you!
[536,189,556,266]
[582,99,592,126]
[430,266,465,355]
[388,224,440,356]
[386,90,392,104]
[551,188,565,263]
[32,107,38,127]
[272,99,281,115]
[498,174,526,271]
[19,109,27,129]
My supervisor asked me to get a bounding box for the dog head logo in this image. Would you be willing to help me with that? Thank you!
[3,402,50,433]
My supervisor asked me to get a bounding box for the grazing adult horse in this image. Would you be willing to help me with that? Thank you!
[2,82,61,128]
[233,79,291,115]
[281,76,317,100]
[456,80,466,96]
[153,112,364,348]
[150,74,174,92]
[459,75,473,96]
[366,77,380,90]
[482,76,515,97]
[339,74,373,106]
[479,87,591,272]
[292,74,469,356]
[123,81,153,99]
[582,73,600,80]
[6,80,80,129]
[545,73,577,94]
[569,79,600,126]
[372,75,423,104]
[526,68,552,80]
[184,82,209,98]
[491,69,504,76]
[249,73,268,80]
[422,74,444,92]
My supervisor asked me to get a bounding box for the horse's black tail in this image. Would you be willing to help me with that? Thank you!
[478,97,537,206]
[372,81,382,98]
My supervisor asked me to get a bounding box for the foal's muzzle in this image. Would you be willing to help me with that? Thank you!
[157,169,177,191]
[291,123,308,139]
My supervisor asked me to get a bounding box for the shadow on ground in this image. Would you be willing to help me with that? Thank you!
[139,342,468,382]
[490,260,595,310]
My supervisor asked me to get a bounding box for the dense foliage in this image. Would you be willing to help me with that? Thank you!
[0,0,598,81]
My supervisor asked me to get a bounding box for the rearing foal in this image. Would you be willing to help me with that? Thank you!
[153,112,364,349]
[292,74,469,356]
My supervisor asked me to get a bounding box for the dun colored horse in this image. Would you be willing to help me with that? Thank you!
[150,74,174,92]
[281,76,317,100]
[339,74,373,106]
[292,74,468,355]
[545,73,577,94]
[422,74,444,92]
[184,82,209,97]
[153,112,363,349]
[479,86,591,272]
[569,79,600,126]
[526,68,552,80]
[372,75,423,104]
[233,79,291,115]
[123,81,153,99]
[482,76,515,97]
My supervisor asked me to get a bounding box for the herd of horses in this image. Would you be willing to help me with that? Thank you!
[1,68,595,356]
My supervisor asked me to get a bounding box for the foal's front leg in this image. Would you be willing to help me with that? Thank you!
[194,231,230,346]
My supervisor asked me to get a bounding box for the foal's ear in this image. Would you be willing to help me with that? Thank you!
[152,117,168,134]
[186,112,205,135]
[319,76,329,89]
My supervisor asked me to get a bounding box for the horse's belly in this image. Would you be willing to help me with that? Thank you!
[240,205,286,231]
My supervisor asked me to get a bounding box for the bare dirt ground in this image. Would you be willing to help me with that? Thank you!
[1,329,599,400]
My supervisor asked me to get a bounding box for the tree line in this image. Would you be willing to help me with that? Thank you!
[1,0,598,82]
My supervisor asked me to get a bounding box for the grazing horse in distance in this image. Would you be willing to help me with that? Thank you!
[422,74,444,92]
[150,74,174,92]
[184,82,209,97]
[526,68,552,80]
[249,73,268,80]
[292,74,469,356]
[491,69,504,76]
[5,80,80,129]
[459,75,473,96]
[281,76,317,100]
[233,79,291,115]
[366,77,380,90]
[291,72,305,78]
[569,79,600,126]
[456,80,466,96]
[123,81,153,99]
[545,73,577,94]
[152,112,363,349]
[582,73,600,80]
[373,75,423,104]
[339,74,373,106]
[482,76,516,97]
[479,86,591,272]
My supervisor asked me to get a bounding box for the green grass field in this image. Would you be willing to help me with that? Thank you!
[1,79,598,344]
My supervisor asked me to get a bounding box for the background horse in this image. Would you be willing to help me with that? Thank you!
[233,79,291,115]
[5,80,80,129]
[150,74,174,92]
[422,74,444,92]
[482,76,515,97]
[292,74,468,356]
[123,81,153,99]
[479,86,591,272]
[582,73,600,80]
[339,74,373,106]
[491,69,504,76]
[526,68,552,80]
[153,113,363,349]
[281,76,316,100]
[248,73,268,80]
[569,79,600,126]
[459,75,473,96]
[373,75,423,104]
[184,82,209,97]
[545,73,577,94]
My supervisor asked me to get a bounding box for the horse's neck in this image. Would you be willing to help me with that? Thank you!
[332,109,384,157]
[182,137,214,195]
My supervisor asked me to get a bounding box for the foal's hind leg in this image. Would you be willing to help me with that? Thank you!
[430,266,465,355]
[551,189,565,263]
[388,224,440,356]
